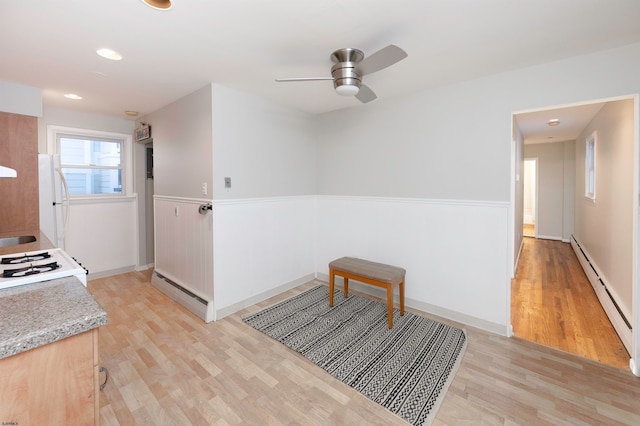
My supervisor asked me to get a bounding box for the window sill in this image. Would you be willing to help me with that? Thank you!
[70,194,137,205]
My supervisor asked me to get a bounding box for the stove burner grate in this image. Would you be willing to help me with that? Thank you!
[2,262,61,278]
[1,252,52,265]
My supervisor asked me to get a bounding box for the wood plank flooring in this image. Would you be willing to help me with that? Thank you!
[88,270,640,425]
[523,223,534,237]
[512,237,630,369]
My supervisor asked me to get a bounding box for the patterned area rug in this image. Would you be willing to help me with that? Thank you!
[242,285,467,425]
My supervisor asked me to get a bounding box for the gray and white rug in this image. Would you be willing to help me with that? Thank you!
[242,285,467,426]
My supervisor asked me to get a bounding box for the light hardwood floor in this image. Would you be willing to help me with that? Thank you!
[89,270,640,425]
[512,237,630,369]
[523,223,534,237]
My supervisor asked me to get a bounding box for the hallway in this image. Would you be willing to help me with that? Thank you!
[511,237,630,369]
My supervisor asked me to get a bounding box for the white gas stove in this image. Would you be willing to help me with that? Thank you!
[0,248,87,291]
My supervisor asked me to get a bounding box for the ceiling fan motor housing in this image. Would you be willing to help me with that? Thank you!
[331,48,364,95]
[331,62,361,94]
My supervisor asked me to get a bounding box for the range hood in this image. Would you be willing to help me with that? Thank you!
[0,166,17,178]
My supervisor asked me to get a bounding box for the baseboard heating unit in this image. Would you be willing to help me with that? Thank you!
[570,235,632,354]
[151,271,214,323]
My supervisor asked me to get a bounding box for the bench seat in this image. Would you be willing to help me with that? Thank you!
[329,257,405,328]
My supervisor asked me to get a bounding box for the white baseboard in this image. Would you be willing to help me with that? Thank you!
[537,235,563,241]
[87,265,136,281]
[570,236,632,355]
[315,272,509,336]
[630,358,639,377]
[136,263,154,272]
[215,273,316,320]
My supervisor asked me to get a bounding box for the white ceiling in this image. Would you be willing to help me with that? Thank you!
[516,102,607,145]
[2,0,640,143]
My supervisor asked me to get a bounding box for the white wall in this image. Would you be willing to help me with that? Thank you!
[213,197,316,316]
[317,43,640,202]
[211,84,317,199]
[574,98,635,319]
[563,140,575,241]
[0,81,42,117]
[38,107,134,154]
[143,85,213,199]
[209,85,317,315]
[316,196,510,333]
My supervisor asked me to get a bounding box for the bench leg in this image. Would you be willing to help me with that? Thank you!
[344,277,349,298]
[329,269,335,307]
[400,280,405,317]
[387,284,393,329]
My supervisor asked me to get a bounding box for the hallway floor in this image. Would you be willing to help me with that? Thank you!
[511,237,630,369]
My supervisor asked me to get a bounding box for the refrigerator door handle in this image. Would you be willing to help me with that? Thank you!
[55,167,70,240]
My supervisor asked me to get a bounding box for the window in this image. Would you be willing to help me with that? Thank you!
[585,131,596,201]
[49,126,132,197]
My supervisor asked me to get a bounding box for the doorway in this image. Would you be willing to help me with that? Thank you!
[522,158,537,237]
[510,95,638,372]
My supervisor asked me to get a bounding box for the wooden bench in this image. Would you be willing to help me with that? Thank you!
[328,257,405,329]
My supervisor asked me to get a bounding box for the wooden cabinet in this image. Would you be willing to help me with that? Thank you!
[0,111,39,233]
[0,329,100,425]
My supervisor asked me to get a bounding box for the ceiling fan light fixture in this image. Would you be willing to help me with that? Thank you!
[335,84,360,96]
[141,0,172,10]
[96,48,122,61]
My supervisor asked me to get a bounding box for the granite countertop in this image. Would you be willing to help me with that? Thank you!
[0,276,107,359]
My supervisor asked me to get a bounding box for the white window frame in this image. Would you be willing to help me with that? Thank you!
[585,130,597,201]
[47,125,133,199]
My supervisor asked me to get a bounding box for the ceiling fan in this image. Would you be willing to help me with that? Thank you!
[275,45,408,104]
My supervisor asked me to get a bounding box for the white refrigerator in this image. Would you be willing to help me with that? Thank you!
[38,154,70,249]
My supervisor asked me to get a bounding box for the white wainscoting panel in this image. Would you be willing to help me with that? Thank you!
[212,196,316,316]
[316,196,511,333]
[154,196,213,301]
[65,196,137,278]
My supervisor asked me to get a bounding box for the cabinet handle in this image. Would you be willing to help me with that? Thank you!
[99,366,109,391]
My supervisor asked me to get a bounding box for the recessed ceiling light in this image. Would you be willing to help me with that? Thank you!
[64,93,83,100]
[548,119,560,126]
[140,0,172,10]
[125,111,139,117]
[96,48,122,61]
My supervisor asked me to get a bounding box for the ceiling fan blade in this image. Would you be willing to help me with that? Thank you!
[355,84,377,103]
[356,45,407,76]
[275,77,334,82]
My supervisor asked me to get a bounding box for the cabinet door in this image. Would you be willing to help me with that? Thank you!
[0,112,38,233]
[0,330,95,425]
